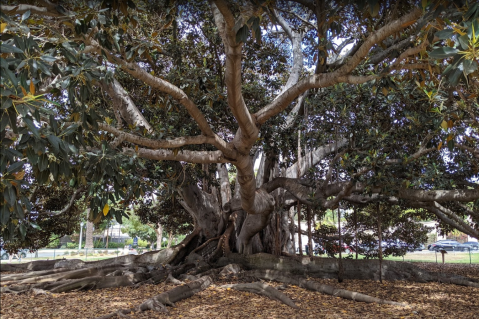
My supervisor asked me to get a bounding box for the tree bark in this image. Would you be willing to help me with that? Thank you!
[155,224,163,250]
[85,217,94,249]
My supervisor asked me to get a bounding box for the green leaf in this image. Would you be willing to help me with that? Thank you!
[429,47,458,59]
[19,223,26,239]
[0,43,24,54]
[7,160,24,174]
[4,185,16,206]
[127,0,136,9]
[21,10,31,22]
[460,59,478,76]
[60,123,79,136]
[235,25,249,44]
[0,205,10,225]
[38,154,48,172]
[435,29,454,39]
[47,134,61,155]
[2,66,18,86]
[23,117,41,139]
[447,139,454,152]
[0,112,9,131]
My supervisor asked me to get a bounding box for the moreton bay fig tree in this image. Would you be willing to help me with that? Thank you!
[1,0,479,313]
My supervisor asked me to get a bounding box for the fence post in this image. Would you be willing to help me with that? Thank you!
[53,249,56,260]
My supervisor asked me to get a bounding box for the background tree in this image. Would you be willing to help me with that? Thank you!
[121,211,158,248]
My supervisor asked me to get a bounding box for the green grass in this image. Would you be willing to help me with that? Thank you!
[384,251,479,264]
[317,251,479,264]
[3,251,479,265]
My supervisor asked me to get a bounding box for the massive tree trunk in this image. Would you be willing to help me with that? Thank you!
[155,224,163,250]
[85,222,94,250]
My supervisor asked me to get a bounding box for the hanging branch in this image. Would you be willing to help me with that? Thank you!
[297,130,303,255]
[337,203,343,282]
[307,205,313,258]
[377,202,383,284]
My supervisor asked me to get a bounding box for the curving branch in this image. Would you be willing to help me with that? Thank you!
[336,8,422,76]
[83,38,237,160]
[272,9,304,97]
[99,79,153,132]
[431,202,479,238]
[286,139,348,178]
[254,8,423,125]
[398,189,479,203]
[210,1,258,145]
[262,177,313,206]
[456,144,479,159]
[125,148,229,164]
[98,123,215,149]
[84,40,212,135]
[410,201,479,239]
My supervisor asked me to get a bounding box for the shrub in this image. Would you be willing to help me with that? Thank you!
[125,238,147,248]
[94,240,105,248]
[106,242,125,249]
[66,242,77,249]
[46,236,60,248]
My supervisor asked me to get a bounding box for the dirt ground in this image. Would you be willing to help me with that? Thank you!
[1,262,478,319]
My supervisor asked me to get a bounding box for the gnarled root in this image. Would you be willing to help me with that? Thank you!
[437,275,479,288]
[221,282,298,308]
[251,269,406,307]
[95,275,213,319]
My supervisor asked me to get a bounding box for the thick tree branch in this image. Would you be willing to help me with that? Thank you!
[211,1,258,146]
[286,139,348,178]
[398,189,479,202]
[272,9,304,98]
[84,40,218,138]
[456,144,479,159]
[336,8,422,76]
[124,148,228,164]
[98,123,215,149]
[410,202,479,239]
[262,177,313,206]
[99,79,153,132]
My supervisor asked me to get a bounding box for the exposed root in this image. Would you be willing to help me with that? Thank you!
[95,275,213,319]
[190,236,221,255]
[251,269,407,307]
[219,263,242,277]
[221,282,298,308]
[437,275,479,288]
[165,273,184,285]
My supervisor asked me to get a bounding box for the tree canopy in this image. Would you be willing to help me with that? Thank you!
[1,0,478,254]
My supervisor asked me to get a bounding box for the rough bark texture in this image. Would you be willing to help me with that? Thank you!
[251,269,405,306]
[220,282,298,308]
[85,211,94,249]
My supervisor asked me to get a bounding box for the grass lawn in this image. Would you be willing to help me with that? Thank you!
[384,251,479,264]
[3,250,478,265]
[318,250,479,264]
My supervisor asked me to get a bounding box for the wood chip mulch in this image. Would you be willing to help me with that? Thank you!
[1,262,478,319]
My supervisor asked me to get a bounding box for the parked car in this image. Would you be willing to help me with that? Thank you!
[457,241,479,251]
[394,241,425,252]
[428,240,462,251]
[1,249,27,260]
